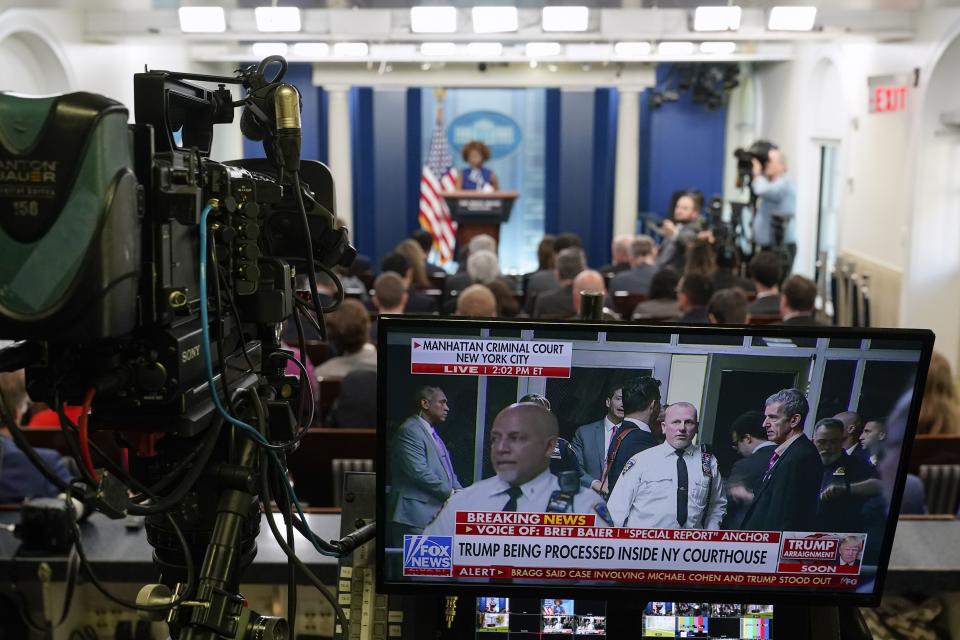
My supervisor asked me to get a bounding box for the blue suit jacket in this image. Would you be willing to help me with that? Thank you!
[571,419,607,487]
[0,436,72,503]
[387,416,462,529]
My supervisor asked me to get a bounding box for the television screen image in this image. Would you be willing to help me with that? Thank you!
[379,318,932,604]
[744,604,775,618]
[742,617,772,638]
[645,602,675,616]
[543,598,575,616]
[709,603,743,617]
[705,617,741,638]
[676,616,709,637]
[542,614,575,634]
[643,616,677,638]
[480,597,509,614]
[477,611,509,633]
[575,615,606,635]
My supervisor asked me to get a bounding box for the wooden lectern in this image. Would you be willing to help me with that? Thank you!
[442,191,519,253]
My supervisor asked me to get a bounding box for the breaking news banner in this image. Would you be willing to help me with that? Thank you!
[403,513,866,590]
[409,337,573,378]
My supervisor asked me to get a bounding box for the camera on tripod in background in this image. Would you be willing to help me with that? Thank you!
[733,140,775,189]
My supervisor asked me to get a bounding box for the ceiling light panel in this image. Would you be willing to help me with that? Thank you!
[542,6,589,32]
[471,7,518,34]
[410,6,457,33]
[255,6,301,32]
[178,6,226,33]
[693,6,741,32]
[768,6,817,31]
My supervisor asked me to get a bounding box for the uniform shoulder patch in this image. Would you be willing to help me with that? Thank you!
[622,459,636,474]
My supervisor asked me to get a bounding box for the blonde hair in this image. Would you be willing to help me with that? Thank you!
[917,351,960,435]
[395,239,430,290]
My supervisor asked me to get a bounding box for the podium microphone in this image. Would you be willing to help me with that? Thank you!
[273,83,302,172]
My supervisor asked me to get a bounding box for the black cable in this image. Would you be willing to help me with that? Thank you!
[294,299,324,339]
[53,393,98,488]
[72,510,196,612]
[259,449,349,636]
[292,302,315,428]
[217,255,257,375]
[268,350,315,433]
[291,171,329,341]
[316,262,345,314]
[210,241,242,419]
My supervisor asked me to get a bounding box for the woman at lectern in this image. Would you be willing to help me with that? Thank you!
[455,140,499,192]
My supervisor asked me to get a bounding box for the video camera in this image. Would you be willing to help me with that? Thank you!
[732,140,775,189]
[0,57,361,638]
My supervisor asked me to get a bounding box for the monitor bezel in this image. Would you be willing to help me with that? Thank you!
[375,315,934,607]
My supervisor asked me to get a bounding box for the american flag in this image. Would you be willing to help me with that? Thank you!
[419,105,458,264]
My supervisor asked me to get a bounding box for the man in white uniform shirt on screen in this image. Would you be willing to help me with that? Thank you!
[607,403,726,529]
[424,403,605,536]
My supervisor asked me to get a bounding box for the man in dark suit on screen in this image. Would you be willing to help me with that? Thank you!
[740,388,823,532]
[600,377,662,495]
[722,411,776,530]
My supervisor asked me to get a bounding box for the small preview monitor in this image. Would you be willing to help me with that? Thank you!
[378,318,933,605]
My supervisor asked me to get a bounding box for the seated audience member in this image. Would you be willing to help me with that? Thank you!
[369,272,407,342]
[707,288,748,324]
[329,368,378,428]
[747,250,782,317]
[599,235,633,276]
[572,270,618,319]
[711,244,756,295]
[526,233,581,313]
[467,249,501,285]
[533,248,585,319]
[315,299,377,381]
[395,239,432,290]
[445,234,497,295]
[657,191,704,271]
[779,274,821,326]
[524,235,557,313]
[486,279,520,318]
[675,272,714,323]
[607,235,657,301]
[336,217,372,276]
[455,284,498,317]
[917,351,960,435]
[632,268,682,321]
[380,252,438,314]
[0,371,72,503]
[683,239,717,277]
[411,229,446,278]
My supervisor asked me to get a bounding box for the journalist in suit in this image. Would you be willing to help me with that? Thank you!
[722,411,776,530]
[740,388,823,532]
[387,386,462,547]
[571,385,624,490]
[602,377,662,495]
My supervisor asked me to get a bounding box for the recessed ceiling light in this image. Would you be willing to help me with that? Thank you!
[252,42,289,58]
[410,6,457,34]
[178,6,226,33]
[693,6,741,32]
[466,42,504,57]
[471,7,518,34]
[333,42,369,57]
[255,6,301,32]
[541,6,589,32]
[657,41,696,56]
[420,42,457,56]
[614,41,652,57]
[700,41,737,55]
[292,42,330,57]
[525,42,562,58]
[768,6,817,31]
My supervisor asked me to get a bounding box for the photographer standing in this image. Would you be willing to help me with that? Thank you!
[751,146,797,276]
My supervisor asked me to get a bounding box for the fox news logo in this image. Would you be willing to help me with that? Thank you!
[403,535,453,576]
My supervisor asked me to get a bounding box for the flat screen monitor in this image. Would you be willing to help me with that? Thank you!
[377,317,933,605]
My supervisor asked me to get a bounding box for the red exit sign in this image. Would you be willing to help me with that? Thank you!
[868,71,917,114]
[872,86,908,113]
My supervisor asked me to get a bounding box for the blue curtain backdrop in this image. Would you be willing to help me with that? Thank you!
[639,65,728,220]
[421,88,547,275]
[544,88,619,269]
[241,63,327,165]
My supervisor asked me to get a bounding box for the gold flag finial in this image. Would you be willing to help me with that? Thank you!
[434,87,447,124]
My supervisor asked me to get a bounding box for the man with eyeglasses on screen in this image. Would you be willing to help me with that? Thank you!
[424,403,606,537]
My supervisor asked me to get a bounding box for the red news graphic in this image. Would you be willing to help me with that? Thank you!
[444,512,864,590]
[409,338,573,378]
